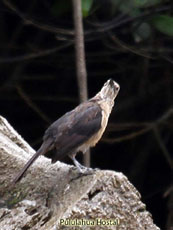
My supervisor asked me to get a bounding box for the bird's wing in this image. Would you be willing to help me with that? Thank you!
[43,102,102,162]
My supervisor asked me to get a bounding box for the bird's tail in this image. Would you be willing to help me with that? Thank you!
[12,143,49,184]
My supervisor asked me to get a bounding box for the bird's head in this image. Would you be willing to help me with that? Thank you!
[98,79,120,101]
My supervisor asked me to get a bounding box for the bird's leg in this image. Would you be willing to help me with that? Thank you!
[69,154,94,174]
[72,157,85,170]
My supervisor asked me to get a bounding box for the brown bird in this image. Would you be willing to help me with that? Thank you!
[12,79,120,184]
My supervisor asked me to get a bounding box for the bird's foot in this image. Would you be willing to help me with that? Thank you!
[70,167,94,182]
[77,166,94,175]
[70,155,99,179]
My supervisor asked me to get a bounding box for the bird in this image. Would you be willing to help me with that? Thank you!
[12,79,120,184]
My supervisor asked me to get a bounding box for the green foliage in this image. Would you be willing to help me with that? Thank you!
[119,1,140,15]
[110,0,171,40]
[151,14,173,36]
[51,0,93,18]
[133,0,161,8]
[133,22,152,42]
[51,0,72,16]
[111,0,161,10]
[111,0,161,17]
[81,0,93,17]
[50,0,173,38]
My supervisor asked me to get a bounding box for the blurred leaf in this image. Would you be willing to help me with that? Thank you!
[51,0,71,16]
[119,0,134,13]
[81,0,93,18]
[133,23,152,42]
[110,0,123,7]
[111,0,122,4]
[110,0,122,15]
[116,0,142,17]
[112,0,161,15]
[133,0,161,8]
[151,15,173,37]
[119,0,141,17]
[51,0,93,18]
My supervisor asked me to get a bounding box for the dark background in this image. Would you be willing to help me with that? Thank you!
[0,0,173,229]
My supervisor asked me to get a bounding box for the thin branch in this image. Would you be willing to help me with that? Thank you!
[156,108,173,124]
[16,85,51,124]
[85,5,171,34]
[72,0,88,102]
[102,108,173,144]
[161,55,173,64]
[102,127,151,143]
[108,122,152,131]
[72,0,90,167]
[3,0,171,40]
[108,34,156,59]
[153,127,173,169]
[0,42,73,63]
[2,0,74,36]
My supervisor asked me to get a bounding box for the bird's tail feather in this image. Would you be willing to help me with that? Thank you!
[12,144,48,184]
